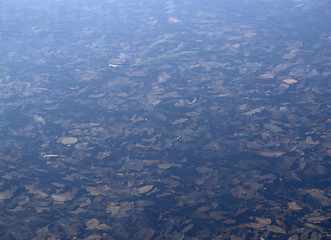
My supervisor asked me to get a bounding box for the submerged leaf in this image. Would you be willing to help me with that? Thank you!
[137,185,154,194]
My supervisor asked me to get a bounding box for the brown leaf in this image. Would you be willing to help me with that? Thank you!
[172,118,188,125]
[306,136,320,145]
[266,225,286,234]
[288,201,303,211]
[231,186,246,198]
[137,185,154,194]
[283,79,297,84]
[209,211,225,220]
[258,150,285,158]
[85,218,100,230]
[255,217,271,226]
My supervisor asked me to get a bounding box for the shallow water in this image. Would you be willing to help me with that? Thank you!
[0,0,330,239]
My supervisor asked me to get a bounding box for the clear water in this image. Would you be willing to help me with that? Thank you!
[0,0,330,239]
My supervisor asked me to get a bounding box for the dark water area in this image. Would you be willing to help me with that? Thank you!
[0,0,331,239]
